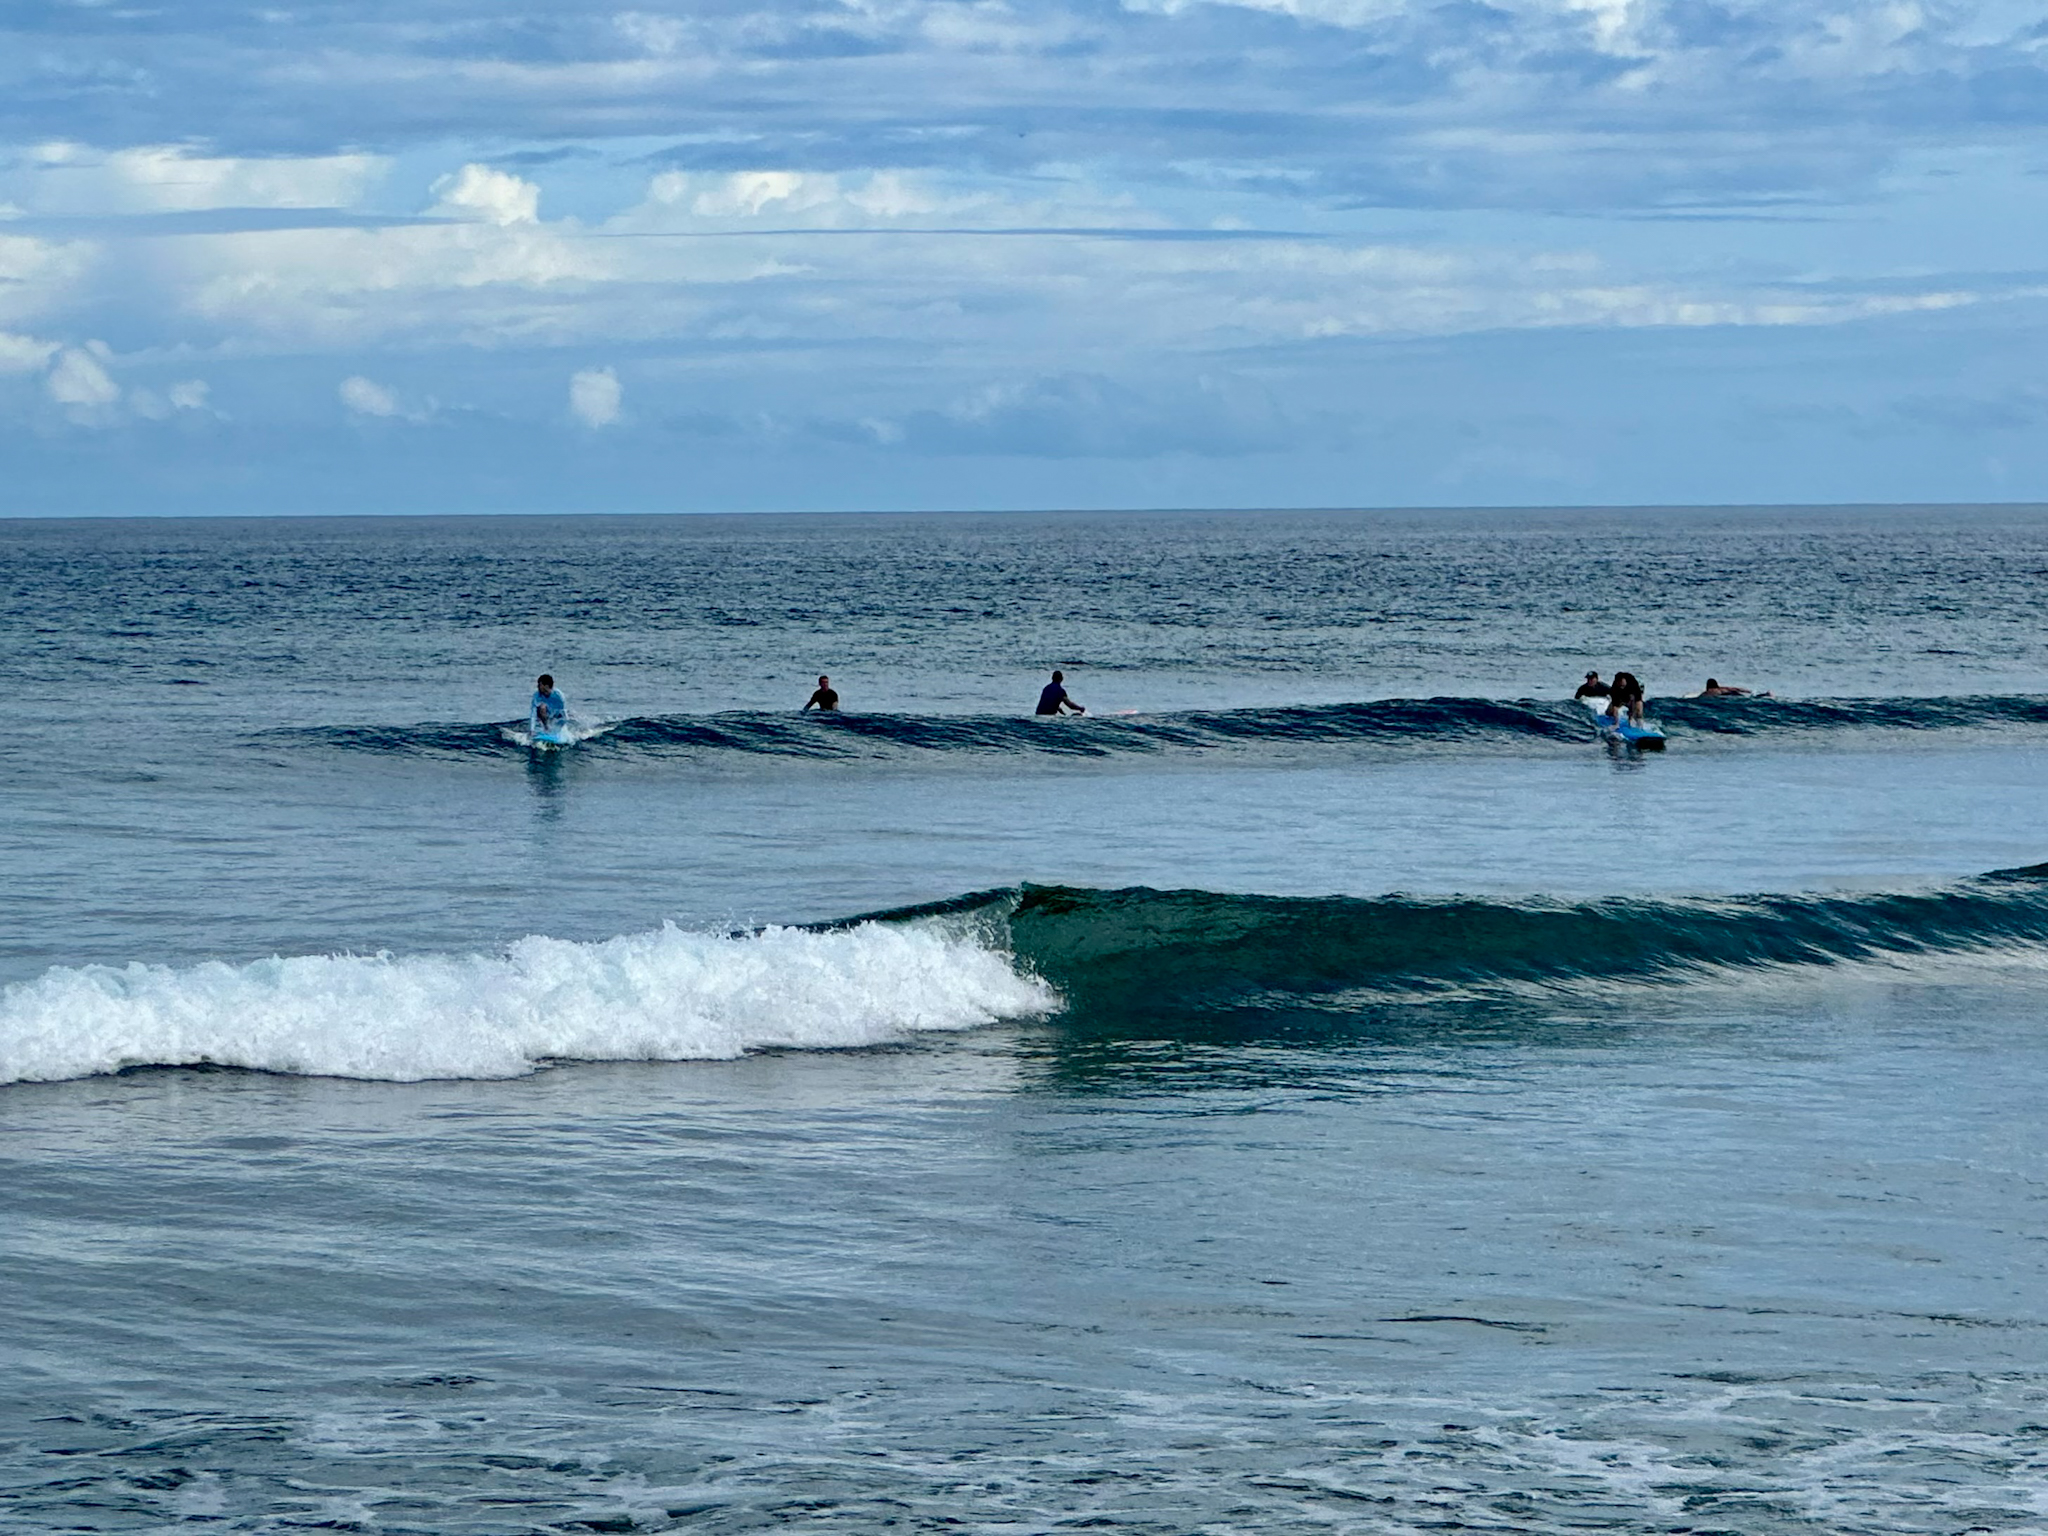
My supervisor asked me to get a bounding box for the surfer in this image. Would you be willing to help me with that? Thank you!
[531,674,567,735]
[1574,671,1611,700]
[1606,670,1646,725]
[1701,678,1754,697]
[803,675,840,711]
[1036,670,1085,716]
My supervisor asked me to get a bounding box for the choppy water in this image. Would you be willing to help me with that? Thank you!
[5,506,2048,1533]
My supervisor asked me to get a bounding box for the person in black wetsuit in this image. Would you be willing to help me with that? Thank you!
[803,675,839,710]
[1606,671,1645,725]
[1574,671,1611,700]
[1035,670,1085,715]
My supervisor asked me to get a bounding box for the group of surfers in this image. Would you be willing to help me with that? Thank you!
[530,667,1758,737]
[528,668,1088,736]
[1574,669,1758,726]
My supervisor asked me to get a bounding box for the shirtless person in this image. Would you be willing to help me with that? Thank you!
[1035,670,1085,715]
[1700,678,1752,697]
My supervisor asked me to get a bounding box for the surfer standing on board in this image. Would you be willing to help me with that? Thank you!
[1606,671,1646,725]
[1036,671,1085,716]
[531,674,567,736]
[803,675,839,710]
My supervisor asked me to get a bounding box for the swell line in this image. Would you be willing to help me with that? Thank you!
[263,692,2048,763]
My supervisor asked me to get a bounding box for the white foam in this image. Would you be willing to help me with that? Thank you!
[0,920,1058,1085]
[501,715,614,749]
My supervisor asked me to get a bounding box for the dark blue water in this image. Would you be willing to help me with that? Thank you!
[5,506,2048,1533]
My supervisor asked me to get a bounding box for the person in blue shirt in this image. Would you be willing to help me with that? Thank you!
[531,673,567,736]
[1035,670,1085,716]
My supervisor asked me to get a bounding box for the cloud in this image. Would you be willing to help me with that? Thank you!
[339,375,401,417]
[7,143,385,216]
[569,366,621,427]
[856,370,1318,457]
[45,342,119,415]
[130,378,214,420]
[0,330,57,373]
[429,164,541,226]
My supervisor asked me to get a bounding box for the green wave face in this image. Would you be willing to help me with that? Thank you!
[861,873,2048,1030]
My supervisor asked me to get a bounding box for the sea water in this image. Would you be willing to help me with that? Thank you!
[3,506,2047,1533]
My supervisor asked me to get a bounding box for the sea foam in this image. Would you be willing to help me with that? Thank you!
[0,921,1057,1085]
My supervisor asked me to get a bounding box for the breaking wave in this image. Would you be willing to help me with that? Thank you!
[11,865,2048,1086]
[0,921,1055,1085]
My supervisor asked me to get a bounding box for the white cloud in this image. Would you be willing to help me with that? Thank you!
[10,144,385,215]
[569,366,622,427]
[46,344,120,414]
[0,331,58,374]
[129,380,212,420]
[0,234,96,326]
[614,11,692,56]
[339,375,401,417]
[429,164,541,226]
[629,168,1034,230]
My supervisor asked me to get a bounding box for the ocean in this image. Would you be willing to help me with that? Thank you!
[4,505,2047,1534]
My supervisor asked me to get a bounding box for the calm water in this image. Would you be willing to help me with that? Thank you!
[4,506,2048,1533]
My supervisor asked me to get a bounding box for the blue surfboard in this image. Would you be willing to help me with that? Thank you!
[1586,701,1665,747]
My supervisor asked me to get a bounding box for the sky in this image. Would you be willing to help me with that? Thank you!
[3,0,2047,513]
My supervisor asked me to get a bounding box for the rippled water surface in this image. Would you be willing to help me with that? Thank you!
[4,506,2048,1533]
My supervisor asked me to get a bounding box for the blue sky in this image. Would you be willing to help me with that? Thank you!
[3,0,2047,512]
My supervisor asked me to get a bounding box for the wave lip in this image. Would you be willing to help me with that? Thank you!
[0,921,1056,1086]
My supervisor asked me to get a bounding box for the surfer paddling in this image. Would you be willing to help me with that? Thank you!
[531,673,567,736]
[1035,670,1085,716]
[803,675,839,710]
[1701,677,1768,697]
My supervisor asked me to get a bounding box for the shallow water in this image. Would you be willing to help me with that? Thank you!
[4,506,2048,1532]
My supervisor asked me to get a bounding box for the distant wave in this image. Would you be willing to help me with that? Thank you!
[264,692,2048,762]
[11,867,2048,1085]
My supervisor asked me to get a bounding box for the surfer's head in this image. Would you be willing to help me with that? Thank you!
[818,675,829,686]
[1051,670,1064,682]
[537,674,554,691]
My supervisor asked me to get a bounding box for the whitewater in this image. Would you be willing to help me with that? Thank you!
[5,505,2048,1535]
[0,920,1053,1084]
